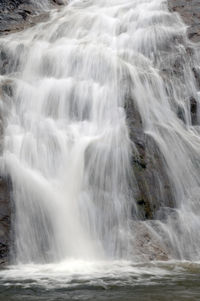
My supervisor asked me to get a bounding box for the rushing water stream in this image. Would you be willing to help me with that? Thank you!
[0,0,200,300]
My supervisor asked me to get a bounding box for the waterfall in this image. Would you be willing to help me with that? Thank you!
[0,0,200,265]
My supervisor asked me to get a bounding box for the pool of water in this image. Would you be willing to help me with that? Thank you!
[0,260,199,301]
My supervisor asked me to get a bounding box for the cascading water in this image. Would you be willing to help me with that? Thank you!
[0,0,200,275]
[1,0,135,264]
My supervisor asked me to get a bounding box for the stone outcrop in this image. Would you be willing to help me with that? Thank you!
[130,221,169,261]
[0,0,64,36]
[168,0,200,42]
[125,99,175,220]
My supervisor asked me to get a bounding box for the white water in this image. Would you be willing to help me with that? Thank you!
[0,0,200,277]
[1,259,196,289]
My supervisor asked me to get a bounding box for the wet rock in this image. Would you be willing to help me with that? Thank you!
[168,0,200,42]
[0,176,11,266]
[168,1,200,125]
[0,81,13,266]
[0,1,33,35]
[125,1,200,223]
[52,0,65,5]
[192,67,200,89]
[125,98,175,220]
[129,221,169,261]
[0,0,61,36]
[0,47,19,75]
[190,96,198,124]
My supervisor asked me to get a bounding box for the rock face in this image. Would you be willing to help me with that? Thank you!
[0,177,11,266]
[125,99,175,220]
[129,221,169,261]
[0,0,64,36]
[0,80,14,266]
[126,0,200,220]
[169,0,200,42]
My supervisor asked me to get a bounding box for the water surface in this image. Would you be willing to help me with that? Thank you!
[0,261,200,300]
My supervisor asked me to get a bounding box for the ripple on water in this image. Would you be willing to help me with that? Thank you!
[0,261,200,301]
